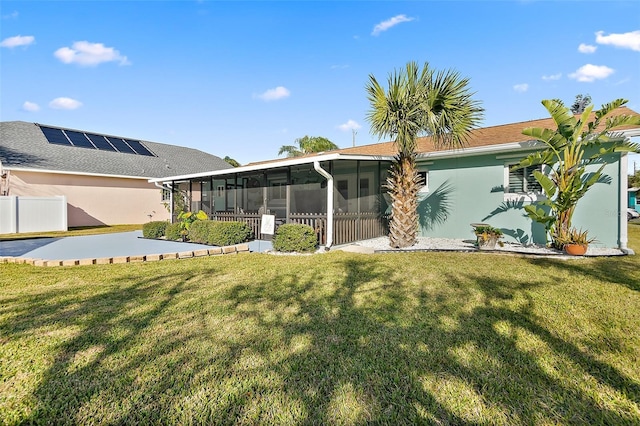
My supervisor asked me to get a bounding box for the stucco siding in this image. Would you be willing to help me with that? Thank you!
[417,152,623,248]
[8,171,170,227]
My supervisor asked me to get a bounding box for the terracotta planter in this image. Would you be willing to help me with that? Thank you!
[564,244,587,256]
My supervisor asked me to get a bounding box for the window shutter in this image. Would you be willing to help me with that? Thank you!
[526,166,542,192]
[509,168,524,193]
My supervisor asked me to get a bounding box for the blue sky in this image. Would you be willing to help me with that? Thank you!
[1,1,639,171]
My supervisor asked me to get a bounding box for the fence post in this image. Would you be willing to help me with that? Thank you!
[0,196,18,233]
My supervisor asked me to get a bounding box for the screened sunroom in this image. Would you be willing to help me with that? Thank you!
[150,154,394,247]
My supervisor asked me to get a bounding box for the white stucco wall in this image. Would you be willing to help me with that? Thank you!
[7,170,170,227]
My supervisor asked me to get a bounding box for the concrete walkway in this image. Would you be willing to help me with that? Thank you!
[0,231,218,261]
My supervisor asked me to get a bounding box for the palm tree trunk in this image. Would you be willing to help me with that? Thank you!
[387,152,420,248]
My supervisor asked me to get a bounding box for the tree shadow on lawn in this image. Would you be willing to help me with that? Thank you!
[217,256,639,424]
[527,255,640,293]
[5,255,639,424]
[3,264,223,424]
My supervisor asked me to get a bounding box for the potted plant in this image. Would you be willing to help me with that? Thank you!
[473,225,504,250]
[555,227,594,256]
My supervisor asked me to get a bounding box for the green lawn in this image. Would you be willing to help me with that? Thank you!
[1,226,639,424]
[0,224,142,241]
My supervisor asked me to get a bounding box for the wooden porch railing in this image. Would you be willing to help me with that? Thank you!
[210,211,388,245]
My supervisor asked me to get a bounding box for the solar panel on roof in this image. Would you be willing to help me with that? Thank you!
[106,137,136,154]
[40,126,72,146]
[39,125,158,157]
[124,139,155,156]
[86,133,117,151]
[65,130,96,149]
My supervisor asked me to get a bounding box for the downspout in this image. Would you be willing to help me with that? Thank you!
[620,154,634,254]
[313,161,333,249]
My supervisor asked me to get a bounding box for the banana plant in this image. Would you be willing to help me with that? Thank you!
[513,98,640,248]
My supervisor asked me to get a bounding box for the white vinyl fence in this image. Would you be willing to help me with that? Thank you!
[0,196,67,234]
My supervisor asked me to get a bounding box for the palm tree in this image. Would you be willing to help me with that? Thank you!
[278,136,338,157]
[366,61,483,248]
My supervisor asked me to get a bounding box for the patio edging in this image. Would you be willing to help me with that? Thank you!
[0,243,250,267]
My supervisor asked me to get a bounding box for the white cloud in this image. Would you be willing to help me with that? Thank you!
[578,43,597,54]
[338,119,361,131]
[330,64,350,70]
[254,86,290,101]
[595,30,640,52]
[49,97,82,110]
[54,41,130,66]
[371,14,414,36]
[22,101,40,112]
[2,11,19,20]
[513,83,529,93]
[0,35,35,48]
[542,73,562,81]
[568,64,614,82]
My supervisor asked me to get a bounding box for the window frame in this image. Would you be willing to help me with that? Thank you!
[504,162,546,201]
[417,170,429,193]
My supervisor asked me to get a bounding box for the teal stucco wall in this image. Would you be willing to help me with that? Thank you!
[416,152,623,248]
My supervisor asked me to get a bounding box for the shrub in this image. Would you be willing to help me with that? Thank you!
[165,222,183,241]
[189,220,214,244]
[272,223,317,253]
[208,221,252,246]
[142,221,169,239]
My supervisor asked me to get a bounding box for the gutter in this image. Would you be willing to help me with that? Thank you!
[313,161,333,249]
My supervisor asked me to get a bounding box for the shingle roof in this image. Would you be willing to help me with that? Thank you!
[0,121,232,178]
[334,106,640,157]
[247,106,640,166]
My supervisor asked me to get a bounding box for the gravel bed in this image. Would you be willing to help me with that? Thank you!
[351,237,627,257]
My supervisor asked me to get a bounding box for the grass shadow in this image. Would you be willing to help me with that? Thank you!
[2,252,639,424]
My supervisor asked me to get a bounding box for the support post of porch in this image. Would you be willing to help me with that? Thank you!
[314,161,333,248]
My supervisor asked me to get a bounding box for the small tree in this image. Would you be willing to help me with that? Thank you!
[278,136,338,157]
[224,156,240,167]
[513,98,640,248]
[629,169,640,188]
[571,94,592,114]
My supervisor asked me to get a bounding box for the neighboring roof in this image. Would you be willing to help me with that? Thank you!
[0,121,232,179]
[629,187,640,192]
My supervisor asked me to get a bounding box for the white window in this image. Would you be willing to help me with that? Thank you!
[417,170,429,192]
[506,164,542,194]
[161,188,171,201]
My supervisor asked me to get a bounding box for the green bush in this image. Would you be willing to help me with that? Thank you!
[142,221,169,239]
[208,221,252,246]
[272,223,317,253]
[189,220,214,244]
[165,222,183,241]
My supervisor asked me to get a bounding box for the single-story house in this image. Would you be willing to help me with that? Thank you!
[150,107,640,251]
[0,121,231,228]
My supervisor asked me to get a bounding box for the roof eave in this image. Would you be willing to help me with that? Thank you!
[4,166,153,180]
[149,153,395,183]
